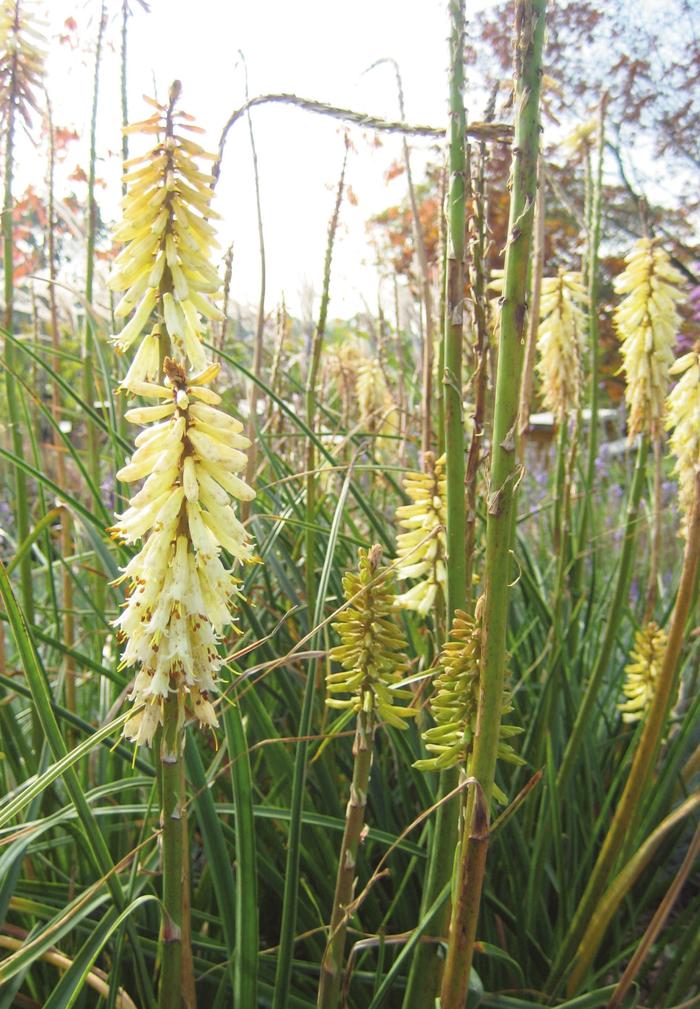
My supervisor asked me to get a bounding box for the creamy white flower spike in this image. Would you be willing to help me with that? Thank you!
[666,345,700,537]
[613,238,684,440]
[108,83,224,389]
[394,452,447,615]
[112,358,255,746]
[536,271,587,422]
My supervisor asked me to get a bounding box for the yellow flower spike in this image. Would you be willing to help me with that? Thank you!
[536,270,587,422]
[109,85,224,388]
[613,238,684,439]
[113,358,255,746]
[394,452,447,615]
[618,622,668,724]
[327,546,415,728]
[666,344,700,537]
[414,608,523,801]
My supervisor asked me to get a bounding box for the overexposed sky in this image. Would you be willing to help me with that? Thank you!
[29,0,494,318]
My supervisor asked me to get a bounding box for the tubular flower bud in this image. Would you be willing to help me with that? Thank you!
[536,270,586,422]
[326,546,415,729]
[618,622,668,724]
[414,609,523,801]
[109,91,224,389]
[0,1,46,132]
[666,346,700,537]
[614,238,684,439]
[394,452,446,615]
[111,358,255,746]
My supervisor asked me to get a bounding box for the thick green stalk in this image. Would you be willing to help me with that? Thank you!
[159,694,185,1009]
[557,436,649,792]
[439,7,546,1007]
[464,117,491,605]
[3,6,33,625]
[317,709,375,1009]
[403,8,467,1006]
[549,471,700,997]
[304,146,347,621]
[443,0,467,623]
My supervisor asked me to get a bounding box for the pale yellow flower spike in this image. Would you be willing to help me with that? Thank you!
[613,238,684,440]
[666,344,700,537]
[109,83,224,389]
[536,270,587,422]
[356,355,399,449]
[394,452,447,616]
[618,622,668,724]
[112,359,256,746]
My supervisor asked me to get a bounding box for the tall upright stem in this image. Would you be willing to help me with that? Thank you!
[517,165,544,451]
[3,1,33,625]
[317,709,375,1009]
[572,97,606,604]
[304,145,347,621]
[45,95,75,719]
[159,693,185,1009]
[439,7,546,1007]
[242,57,266,521]
[402,8,467,1005]
[82,1,106,507]
[464,110,491,605]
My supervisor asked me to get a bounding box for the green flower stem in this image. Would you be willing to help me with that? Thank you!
[402,6,467,1005]
[158,693,185,1009]
[317,708,375,1009]
[557,435,649,793]
[570,97,606,641]
[439,7,546,1007]
[549,471,700,997]
[3,8,33,626]
[304,145,347,622]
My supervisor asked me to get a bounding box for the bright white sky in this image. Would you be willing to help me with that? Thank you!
[32,0,497,319]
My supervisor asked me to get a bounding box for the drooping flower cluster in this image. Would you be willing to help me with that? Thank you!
[414,608,523,802]
[666,345,700,536]
[108,89,256,745]
[108,83,224,390]
[394,452,447,615]
[618,622,668,724]
[112,360,255,745]
[0,0,46,131]
[614,239,684,440]
[326,546,415,729]
[536,271,586,422]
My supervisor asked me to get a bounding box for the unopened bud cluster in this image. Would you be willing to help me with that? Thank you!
[414,609,522,802]
[326,547,415,729]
